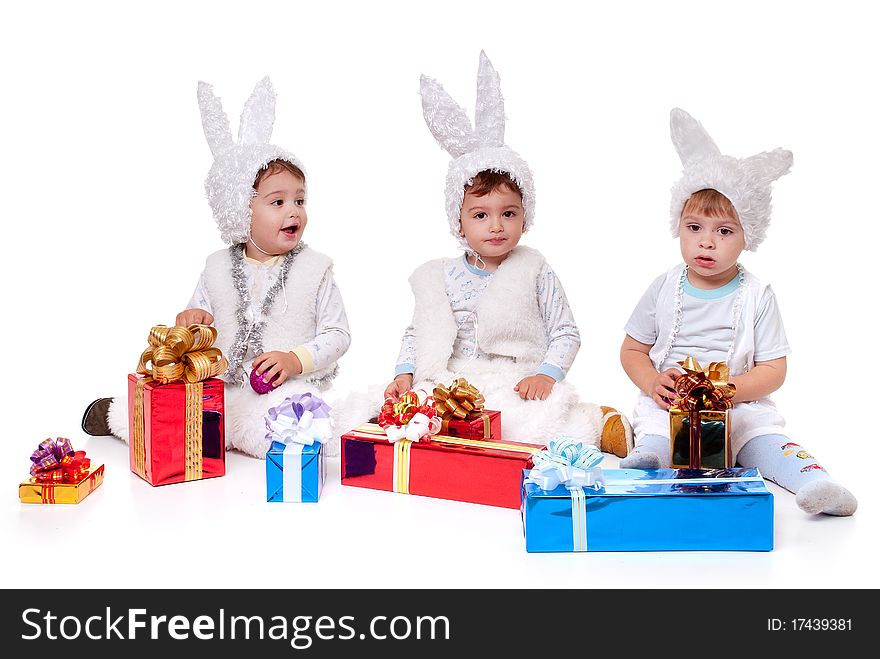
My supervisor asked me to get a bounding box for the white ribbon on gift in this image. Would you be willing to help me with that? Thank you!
[524,441,604,552]
[384,412,442,444]
[267,409,331,502]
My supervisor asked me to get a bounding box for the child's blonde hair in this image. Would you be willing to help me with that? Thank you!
[681,189,739,222]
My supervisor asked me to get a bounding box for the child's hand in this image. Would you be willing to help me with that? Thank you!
[252,351,303,388]
[514,374,555,401]
[175,308,214,327]
[651,368,681,409]
[384,374,413,401]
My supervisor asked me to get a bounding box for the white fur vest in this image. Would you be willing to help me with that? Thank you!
[408,245,548,383]
[202,245,338,385]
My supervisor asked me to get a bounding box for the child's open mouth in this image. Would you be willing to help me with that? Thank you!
[281,223,299,237]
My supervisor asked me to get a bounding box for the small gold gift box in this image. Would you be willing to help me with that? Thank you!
[19,464,105,504]
[669,357,735,469]
[670,409,731,469]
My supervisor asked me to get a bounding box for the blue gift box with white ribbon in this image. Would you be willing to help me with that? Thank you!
[266,440,325,502]
[263,393,331,503]
[521,467,773,552]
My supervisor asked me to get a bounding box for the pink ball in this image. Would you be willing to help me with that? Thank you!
[250,367,277,395]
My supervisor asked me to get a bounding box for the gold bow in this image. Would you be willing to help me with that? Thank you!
[673,357,736,411]
[136,324,228,384]
[433,378,485,420]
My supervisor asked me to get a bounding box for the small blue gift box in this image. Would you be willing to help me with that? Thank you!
[266,440,325,503]
[521,467,773,552]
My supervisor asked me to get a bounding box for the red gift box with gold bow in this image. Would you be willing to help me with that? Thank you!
[19,437,104,504]
[128,324,228,486]
[432,378,501,440]
[343,390,540,508]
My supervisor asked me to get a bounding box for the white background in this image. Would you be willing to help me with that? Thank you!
[2,0,877,589]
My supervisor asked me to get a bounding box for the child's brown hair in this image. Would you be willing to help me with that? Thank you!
[253,159,306,189]
[465,170,522,198]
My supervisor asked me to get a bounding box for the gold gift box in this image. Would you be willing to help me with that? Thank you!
[670,409,731,469]
[19,463,104,504]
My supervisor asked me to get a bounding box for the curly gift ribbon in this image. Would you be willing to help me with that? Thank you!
[29,438,91,483]
[526,439,604,492]
[133,324,228,482]
[432,378,485,421]
[265,393,333,446]
[137,324,228,384]
[378,390,441,443]
[525,439,603,553]
[672,357,736,411]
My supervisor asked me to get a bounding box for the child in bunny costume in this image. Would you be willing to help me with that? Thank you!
[381,52,632,456]
[619,108,857,515]
[84,77,372,457]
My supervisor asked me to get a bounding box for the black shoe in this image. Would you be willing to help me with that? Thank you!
[81,398,113,436]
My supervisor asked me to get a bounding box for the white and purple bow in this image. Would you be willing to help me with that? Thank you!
[266,392,333,447]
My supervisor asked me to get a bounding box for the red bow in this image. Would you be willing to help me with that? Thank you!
[29,438,91,483]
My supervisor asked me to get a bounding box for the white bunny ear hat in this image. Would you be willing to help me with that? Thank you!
[420,51,535,247]
[198,76,306,245]
[669,108,793,251]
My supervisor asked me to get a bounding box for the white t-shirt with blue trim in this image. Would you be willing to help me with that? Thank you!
[625,272,791,372]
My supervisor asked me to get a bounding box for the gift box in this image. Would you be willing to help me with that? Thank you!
[129,374,225,486]
[19,438,105,504]
[521,467,773,552]
[669,357,735,469]
[20,464,105,504]
[266,441,325,502]
[433,378,501,440]
[341,423,542,508]
[265,393,332,503]
[128,324,228,487]
[670,409,730,469]
[442,410,501,441]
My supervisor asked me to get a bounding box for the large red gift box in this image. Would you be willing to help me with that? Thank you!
[341,423,542,509]
[128,373,226,486]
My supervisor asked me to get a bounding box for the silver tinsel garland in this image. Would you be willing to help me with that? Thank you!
[225,242,304,384]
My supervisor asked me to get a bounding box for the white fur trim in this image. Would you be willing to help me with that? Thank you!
[420,51,535,246]
[106,392,130,443]
[198,77,307,245]
[203,245,338,385]
[408,246,547,384]
[669,108,792,251]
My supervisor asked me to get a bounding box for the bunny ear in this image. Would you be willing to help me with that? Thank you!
[420,74,477,158]
[198,81,234,157]
[474,50,505,146]
[746,147,793,182]
[670,107,721,165]
[238,76,276,145]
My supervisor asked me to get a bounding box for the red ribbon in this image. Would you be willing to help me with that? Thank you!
[377,391,438,429]
[29,438,91,483]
